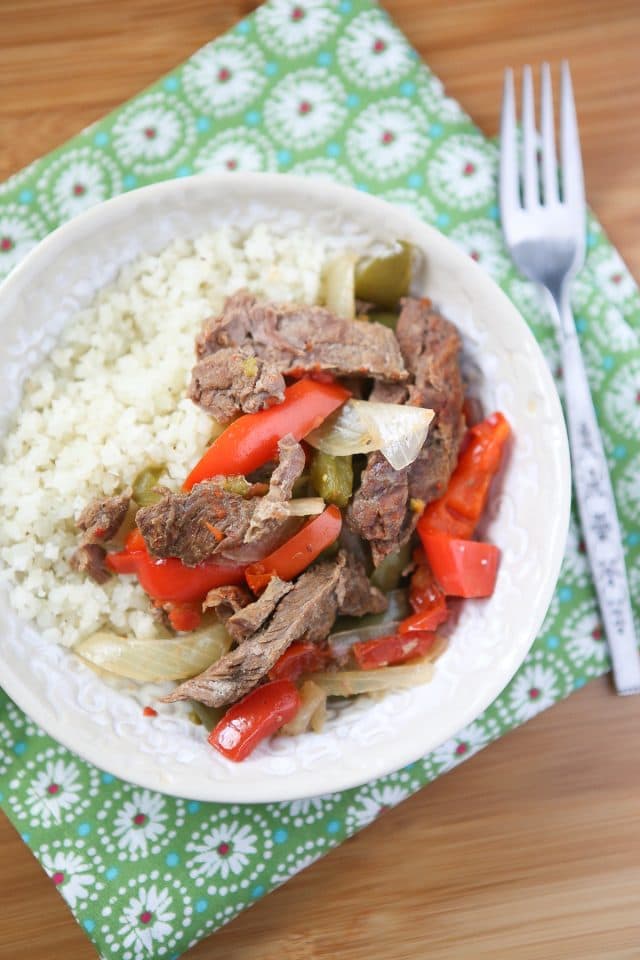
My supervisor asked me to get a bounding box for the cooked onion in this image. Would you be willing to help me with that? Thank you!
[74,625,232,682]
[323,251,358,319]
[281,680,327,735]
[284,497,326,517]
[303,656,435,695]
[306,399,434,471]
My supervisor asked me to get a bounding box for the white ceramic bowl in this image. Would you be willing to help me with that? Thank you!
[0,174,570,802]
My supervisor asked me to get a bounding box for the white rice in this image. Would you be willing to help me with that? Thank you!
[0,225,328,648]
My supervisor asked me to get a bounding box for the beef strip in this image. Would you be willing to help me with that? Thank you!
[244,434,305,543]
[202,584,252,621]
[190,347,285,423]
[76,491,131,544]
[348,298,465,564]
[70,543,110,584]
[136,481,255,566]
[195,290,408,383]
[164,551,386,708]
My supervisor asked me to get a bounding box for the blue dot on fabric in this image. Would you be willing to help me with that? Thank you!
[327,820,341,834]
[83,919,95,934]
[558,586,573,603]
[400,81,416,97]
[105,867,119,880]
[123,174,138,190]
[196,898,209,913]
[21,833,30,843]
[197,116,211,132]
[574,676,587,689]
[19,189,33,204]
[176,165,192,178]
[429,122,444,137]
[407,173,423,189]
[252,884,265,898]
[163,76,180,92]
[587,232,596,249]
[77,823,91,837]
[165,852,180,867]
[235,19,251,34]
[187,801,200,814]
[575,316,587,333]
[245,110,261,126]
[326,142,341,157]
[277,150,292,167]
[13,741,26,755]
[356,182,370,193]
[346,93,360,108]
[273,828,288,844]
[94,131,109,147]
[626,532,640,547]
[317,51,332,66]
[339,0,352,12]
[488,203,499,221]
[265,62,279,77]
[101,772,114,784]
[0,792,3,803]
[602,355,614,371]
[437,212,450,228]
[614,444,627,460]
[546,635,560,650]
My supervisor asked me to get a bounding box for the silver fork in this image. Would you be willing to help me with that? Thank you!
[499,62,640,695]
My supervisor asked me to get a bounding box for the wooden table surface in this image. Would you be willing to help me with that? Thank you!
[2,1,640,957]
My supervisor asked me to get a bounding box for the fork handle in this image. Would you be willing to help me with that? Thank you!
[551,289,640,694]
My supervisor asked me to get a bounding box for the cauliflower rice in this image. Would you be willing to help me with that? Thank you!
[0,226,328,648]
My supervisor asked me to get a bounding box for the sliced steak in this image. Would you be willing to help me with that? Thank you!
[76,491,131,544]
[70,543,110,584]
[196,290,408,383]
[348,298,464,563]
[244,434,305,544]
[164,562,342,707]
[225,576,294,643]
[336,551,387,617]
[202,584,252,622]
[190,347,285,423]
[136,481,255,566]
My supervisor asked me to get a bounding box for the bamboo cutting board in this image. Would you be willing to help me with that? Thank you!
[1,2,640,957]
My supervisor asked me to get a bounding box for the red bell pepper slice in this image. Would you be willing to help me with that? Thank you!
[245,504,342,594]
[106,530,245,603]
[268,642,330,682]
[184,379,350,490]
[420,532,500,598]
[418,412,510,537]
[352,630,437,669]
[208,679,301,762]
[166,602,202,632]
[399,604,449,635]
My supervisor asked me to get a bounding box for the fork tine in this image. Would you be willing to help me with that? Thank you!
[540,62,558,204]
[560,61,585,209]
[499,68,520,218]
[521,65,539,208]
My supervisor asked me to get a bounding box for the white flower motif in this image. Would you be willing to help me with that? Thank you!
[417,70,470,123]
[603,356,640,437]
[0,203,47,277]
[289,156,354,185]
[616,452,640,525]
[37,147,122,223]
[187,820,258,880]
[24,757,83,826]
[430,721,489,773]
[194,128,276,174]
[271,850,323,885]
[112,93,196,174]
[506,277,553,334]
[590,248,637,306]
[256,0,340,58]
[264,68,347,148]
[381,187,437,225]
[112,789,168,858]
[427,133,497,211]
[561,600,608,669]
[590,304,639,353]
[345,782,409,830]
[183,37,266,117]
[449,219,510,281]
[41,850,95,908]
[118,884,175,959]
[346,99,429,179]
[507,662,559,721]
[337,11,414,89]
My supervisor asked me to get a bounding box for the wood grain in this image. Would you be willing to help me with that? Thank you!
[1,2,640,958]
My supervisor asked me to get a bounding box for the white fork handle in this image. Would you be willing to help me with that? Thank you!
[549,288,640,694]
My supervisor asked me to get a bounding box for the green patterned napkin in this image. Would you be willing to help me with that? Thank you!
[1,1,639,956]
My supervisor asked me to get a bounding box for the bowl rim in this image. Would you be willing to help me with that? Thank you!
[0,171,571,802]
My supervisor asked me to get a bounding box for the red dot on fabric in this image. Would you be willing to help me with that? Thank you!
[290,5,305,19]
[529,687,541,700]
[144,127,156,139]
[217,842,230,855]
[463,162,476,176]
[470,251,480,261]
[0,237,13,251]
[140,911,153,925]
[133,813,147,825]
[226,159,237,170]
[373,39,386,53]
[47,783,60,794]
[455,742,468,755]
[73,183,86,196]
[381,130,394,144]
[217,68,231,83]
[298,101,312,114]
[52,872,65,885]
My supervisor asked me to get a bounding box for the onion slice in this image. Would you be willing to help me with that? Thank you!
[306,399,434,471]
